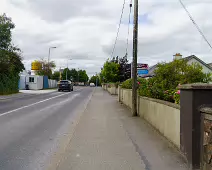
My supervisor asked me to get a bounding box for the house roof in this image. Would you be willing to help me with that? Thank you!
[183,55,212,71]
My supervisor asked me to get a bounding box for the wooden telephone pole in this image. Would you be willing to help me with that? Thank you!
[132,0,138,116]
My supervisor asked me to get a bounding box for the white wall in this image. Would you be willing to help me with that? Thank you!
[19,76,26,90]
[119,88,180,148]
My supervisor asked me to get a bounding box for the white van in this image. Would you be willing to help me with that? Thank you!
[89,83,95,87]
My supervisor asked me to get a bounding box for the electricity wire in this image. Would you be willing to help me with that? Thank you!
[111,0,126,59]
[126,0,133,56]
[179,0,212,50]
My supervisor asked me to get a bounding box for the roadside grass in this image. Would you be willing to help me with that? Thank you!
[0,92,20,96]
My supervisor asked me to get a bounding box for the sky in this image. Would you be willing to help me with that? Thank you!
[1,0,212,76]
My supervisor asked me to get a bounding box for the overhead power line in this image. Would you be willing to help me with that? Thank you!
[126,0,133,56]
[179,0,212,50]
[110,0,126,59]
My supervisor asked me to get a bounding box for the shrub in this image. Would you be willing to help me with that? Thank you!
[0,74,19,95]
[121,78,146,89]
[121,79,132,89]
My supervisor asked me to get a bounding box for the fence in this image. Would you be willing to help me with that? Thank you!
[48,79,58,88]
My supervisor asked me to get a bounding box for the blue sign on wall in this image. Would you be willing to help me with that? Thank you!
[137,69,148,76]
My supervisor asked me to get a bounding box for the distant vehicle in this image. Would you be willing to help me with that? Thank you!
[90,83,95,87]
[58,80,73,92]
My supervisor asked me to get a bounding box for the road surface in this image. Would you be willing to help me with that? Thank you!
[0,87,94,170]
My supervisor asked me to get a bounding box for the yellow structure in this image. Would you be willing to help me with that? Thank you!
[31,61,42,71]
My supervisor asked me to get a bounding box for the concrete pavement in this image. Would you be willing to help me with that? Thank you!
[57,88,188,170]
[0,87,93,170]
[19,89,58,94]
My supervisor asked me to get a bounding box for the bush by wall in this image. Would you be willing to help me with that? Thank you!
[121,60,211,104]
[121,78,180,104]
[121,78,146,89]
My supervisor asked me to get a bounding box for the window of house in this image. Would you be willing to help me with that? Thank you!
[29,77,34,83]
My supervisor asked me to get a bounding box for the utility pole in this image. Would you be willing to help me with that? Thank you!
[96,72,98,87]
[132,0,138,116]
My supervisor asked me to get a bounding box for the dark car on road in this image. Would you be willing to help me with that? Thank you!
[58,80,73,92]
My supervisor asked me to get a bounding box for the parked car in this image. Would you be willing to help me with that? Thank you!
[90,83,95,87]
[58,80,73,92]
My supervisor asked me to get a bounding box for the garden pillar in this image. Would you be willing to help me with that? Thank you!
[179,84,212,169]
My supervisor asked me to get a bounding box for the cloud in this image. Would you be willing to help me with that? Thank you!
[1,0,212,76]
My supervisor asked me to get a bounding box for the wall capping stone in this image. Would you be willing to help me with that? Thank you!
[179,83,212,90]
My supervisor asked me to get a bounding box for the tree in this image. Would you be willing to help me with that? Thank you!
[61,68,71,80]
[69,69,78,82]
[61,68,88,83]
[118,54,128,82]
[153,59,211,91]
[101,60,120,83]
[78,70,89,83]
[0,14,24,94]
[35,60,56,77]
[0,13,15,50]
[89,75,101,86]
[52,71,60,81]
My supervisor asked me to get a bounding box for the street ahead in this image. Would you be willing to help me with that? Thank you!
[0,87,93,170]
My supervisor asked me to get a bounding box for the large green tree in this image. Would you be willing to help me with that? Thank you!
[101,60,120,83]
[78,70,89,83]
[0,13,15,50]
[153,59,211,91]
[0,13,24,94]
[61,68,88,83]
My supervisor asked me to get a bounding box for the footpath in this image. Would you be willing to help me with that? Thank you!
[57,88,188,170]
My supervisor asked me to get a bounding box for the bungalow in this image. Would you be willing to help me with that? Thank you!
[143,54,212,78]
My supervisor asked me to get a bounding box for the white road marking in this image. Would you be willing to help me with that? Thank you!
[0,93,71,117]
[38,94,79,112]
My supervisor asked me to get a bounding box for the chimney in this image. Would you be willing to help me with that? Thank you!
[173,53,182,60]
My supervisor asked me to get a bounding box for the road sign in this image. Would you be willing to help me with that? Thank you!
[138,69,148,75]
[137,63,149,69]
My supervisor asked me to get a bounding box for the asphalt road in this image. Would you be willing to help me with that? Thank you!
[0,87,94,170]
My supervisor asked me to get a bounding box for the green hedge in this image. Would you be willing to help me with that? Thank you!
[0,74,19,95]
[121,78,180,104]
[121,78,146,89]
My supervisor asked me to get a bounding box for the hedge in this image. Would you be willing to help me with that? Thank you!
[0,74,19,95]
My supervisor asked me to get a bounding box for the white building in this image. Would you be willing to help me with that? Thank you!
[26,75,44,90]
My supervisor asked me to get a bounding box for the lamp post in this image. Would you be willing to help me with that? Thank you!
[66,59,72,80]
[48,47,57,75]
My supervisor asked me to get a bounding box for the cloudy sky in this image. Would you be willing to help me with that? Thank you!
[1,0,212,76]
